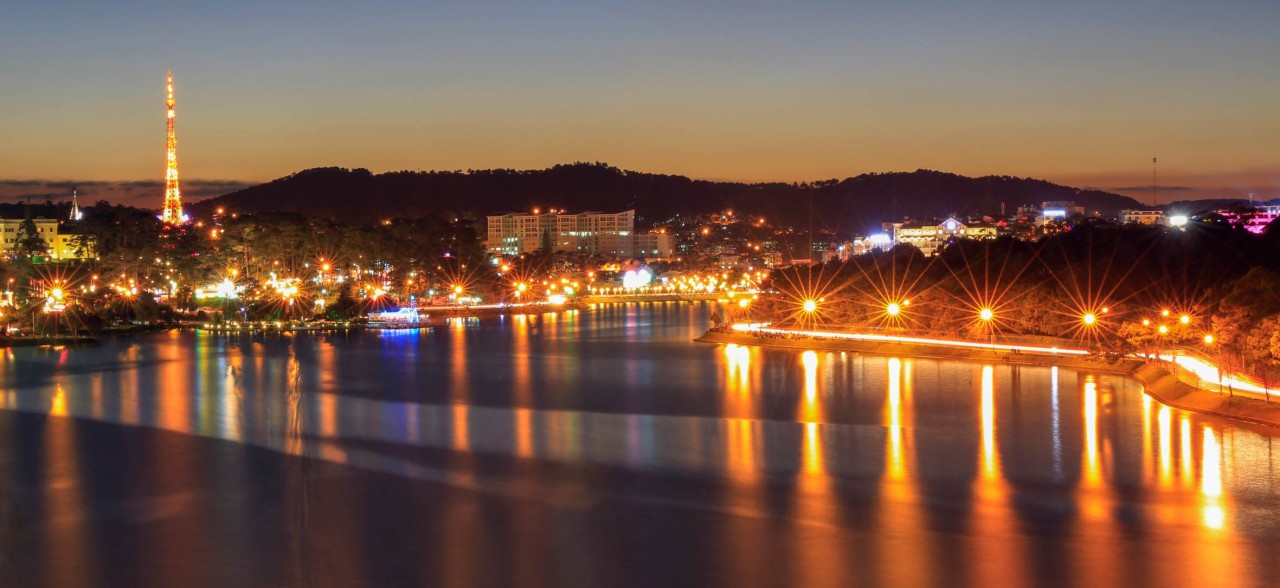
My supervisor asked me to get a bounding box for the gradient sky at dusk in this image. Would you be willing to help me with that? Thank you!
[2,0,1277,200]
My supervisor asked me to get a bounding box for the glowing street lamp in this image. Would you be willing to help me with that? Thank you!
[1203,334,1215,344]
[802,299,817,313]
[1158,325,1169,335]
[1179,314,1191,325]
[979,308,994,322]
[886,302,901,317]
[1082,312,1097,326]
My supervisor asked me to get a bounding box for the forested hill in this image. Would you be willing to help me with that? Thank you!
[192,163,1144,232]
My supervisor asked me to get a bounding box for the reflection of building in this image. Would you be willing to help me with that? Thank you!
[893,217,997,256]
[1120,210,1164,225]
[0,218,96,260]
[487,209,669,258]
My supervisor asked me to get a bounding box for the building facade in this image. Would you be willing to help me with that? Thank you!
[1119,210,1164,225]
[633,231,674,259]
[0,218,96,260]
[487,210,639,257]
[893,217,998,256]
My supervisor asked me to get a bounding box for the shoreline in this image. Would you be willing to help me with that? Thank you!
[697,330,1280,429]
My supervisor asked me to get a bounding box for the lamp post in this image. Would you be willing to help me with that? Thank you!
[979,308,994,348]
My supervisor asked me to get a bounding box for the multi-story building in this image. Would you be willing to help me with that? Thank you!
[1041,201,1085,217]
[487,210,641,258]
[893,217,998,256]
[633,231,674,259]
[0,218,96,260]
[1119,210,1164,225]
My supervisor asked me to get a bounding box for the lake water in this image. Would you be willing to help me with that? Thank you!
[0,302,1278,587]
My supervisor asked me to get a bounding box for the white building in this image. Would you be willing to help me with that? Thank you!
[851,234,893,256]
[487,210,641,257]
[893,217,998,256]
[1119,210,1164,225]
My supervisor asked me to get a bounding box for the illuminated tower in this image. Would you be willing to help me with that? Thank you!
[161,70,185,224]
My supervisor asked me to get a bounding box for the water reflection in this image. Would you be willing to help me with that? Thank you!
[0,310,1278,586]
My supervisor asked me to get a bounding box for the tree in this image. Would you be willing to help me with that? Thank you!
[16,216,47,260]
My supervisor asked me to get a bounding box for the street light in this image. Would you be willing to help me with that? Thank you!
[802,299,817,313]
[1180,314,1191,325]
[1203,334,1214,344]
[1158,324,1169,335]
[979,308,994,322]
[1082,312,1097,326]
[887,302,901,317]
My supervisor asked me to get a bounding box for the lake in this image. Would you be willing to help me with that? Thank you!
[0,302,1277,587]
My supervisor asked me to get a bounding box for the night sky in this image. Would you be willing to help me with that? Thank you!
[2,0,1276,200]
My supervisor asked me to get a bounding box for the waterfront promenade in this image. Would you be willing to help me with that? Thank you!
[700,322,1280,428]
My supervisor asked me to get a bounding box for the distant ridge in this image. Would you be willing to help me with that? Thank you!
[191,163,1146,232]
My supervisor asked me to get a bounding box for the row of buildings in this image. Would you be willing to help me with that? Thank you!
[835,202,1278,261]
[486,209,674,260]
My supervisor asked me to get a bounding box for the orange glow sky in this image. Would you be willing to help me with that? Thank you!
[2,1,1276,201]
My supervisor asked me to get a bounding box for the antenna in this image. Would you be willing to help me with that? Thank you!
[1151,153,1158,207]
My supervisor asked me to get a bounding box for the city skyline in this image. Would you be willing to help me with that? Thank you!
[1,1,1277,202]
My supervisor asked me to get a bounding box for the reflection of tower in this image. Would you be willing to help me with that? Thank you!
[161,70,185,224]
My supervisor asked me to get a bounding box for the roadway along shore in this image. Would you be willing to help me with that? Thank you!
[697,329,1280,429]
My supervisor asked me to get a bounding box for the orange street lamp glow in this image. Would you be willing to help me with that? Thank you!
[979,308,994,322]
[1161,309,1170,317]
[1142,319,1150,326]
[886,302,901,316]
[1180,314,1191,325]
[1083,313,1097,326]
[453,285,464,295]
[738,298,749,308]
[1204,334,1215,344]
[802,299,817,313]
[1158,325,1169,335]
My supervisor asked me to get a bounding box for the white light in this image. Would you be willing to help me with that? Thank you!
[622,268,652,289]
[1169,215,1188,227]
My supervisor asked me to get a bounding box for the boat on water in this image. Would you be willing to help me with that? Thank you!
[367,307,438,329]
